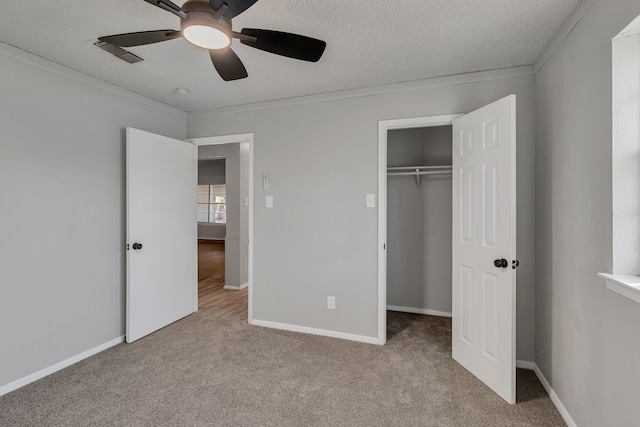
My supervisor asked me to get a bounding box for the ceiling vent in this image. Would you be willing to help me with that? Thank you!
[94,41,143,64]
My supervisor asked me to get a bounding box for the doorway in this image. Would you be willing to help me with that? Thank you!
[191,133,254,323]
[378,96,518,404]
[377,115,461,344]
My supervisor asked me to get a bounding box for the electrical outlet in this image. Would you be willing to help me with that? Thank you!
[327,296,336,310]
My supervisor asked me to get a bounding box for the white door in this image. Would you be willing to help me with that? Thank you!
[126,128,197,343]
[452,95,517,404]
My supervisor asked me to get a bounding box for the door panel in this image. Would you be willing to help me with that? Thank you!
[126,128,197,343]
[452,95,516,404]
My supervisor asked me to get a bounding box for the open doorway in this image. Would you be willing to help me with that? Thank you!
[376,115,461,344]
[378,97,518,404]
[382,120,456,347]
[385,124,453,341]
[192,134,254,323]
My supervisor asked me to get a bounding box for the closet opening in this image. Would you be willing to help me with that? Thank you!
[385,124,453,340]
[377,114,462,345]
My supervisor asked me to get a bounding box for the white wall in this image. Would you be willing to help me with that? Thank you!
[0,45,186,389]
[387,127,453,314]
[188,69,537,360]
[535,1,640,425]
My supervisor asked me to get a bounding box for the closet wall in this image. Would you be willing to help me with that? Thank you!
[387,126,453,315]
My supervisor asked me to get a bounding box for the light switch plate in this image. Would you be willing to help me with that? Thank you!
[266,195,274,208]
[366,193,376,208]
[263,173,270,191]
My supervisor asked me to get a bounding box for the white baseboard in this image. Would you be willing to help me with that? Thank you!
[532,364,578,427]
[250,319,380,345]
[516,360,537,370]
[0,336,125,397]
[223,282,248,291]
[386,305,452,318]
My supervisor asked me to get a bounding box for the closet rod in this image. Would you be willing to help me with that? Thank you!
[387,168,452,188]
[387,165,452,171]
[387,170,452,176]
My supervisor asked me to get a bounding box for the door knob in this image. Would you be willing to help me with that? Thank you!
[494,258,508,268]
[132,243,143,250]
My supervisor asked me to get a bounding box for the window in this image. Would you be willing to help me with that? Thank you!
[611,15,640,275]
[198,185,226,223]
[600,14,640,305]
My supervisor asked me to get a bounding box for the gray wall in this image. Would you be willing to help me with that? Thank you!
[535,0,640,425]
[198,159,226,185]
[0,49,186,389]
[188,73,537,361]
[198,143,249,287]
[387,127,453,314]
[198,159,226,240]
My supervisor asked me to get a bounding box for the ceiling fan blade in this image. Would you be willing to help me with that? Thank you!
[210,47,248,81]
[209,0,260,19]
[239,29,326,62]
[143,0,186,18]
[99,30,181,47]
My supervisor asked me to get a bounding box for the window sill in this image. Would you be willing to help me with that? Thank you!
[598,273,640,304]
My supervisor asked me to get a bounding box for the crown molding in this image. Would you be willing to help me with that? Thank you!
[534,0,597,73]
[188,65,534,119]
[0,42,186,119]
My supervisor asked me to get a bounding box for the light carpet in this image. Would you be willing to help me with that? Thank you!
[0,311,565,426]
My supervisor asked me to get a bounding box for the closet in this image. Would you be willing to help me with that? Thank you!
[386,125,453,317]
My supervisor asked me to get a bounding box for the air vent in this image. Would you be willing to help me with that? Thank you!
[94,41,143,64]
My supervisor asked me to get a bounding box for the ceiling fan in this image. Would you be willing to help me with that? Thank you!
[98,0,327,81]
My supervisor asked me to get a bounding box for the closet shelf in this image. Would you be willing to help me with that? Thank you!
[387,165,452,187]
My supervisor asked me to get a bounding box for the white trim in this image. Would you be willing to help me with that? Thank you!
[0,336,124,397]
[515,360,536,370]
[192,144,199,314]
[533,364,578,427]
[534,0,597,73]
[377,114,463,346]
[0,42,186,119]
[377,122,388,346]
[598,273,640,304]
[189,134,254,324]
[387,305,452,318]
[223,283,249,291]
[191,133,254,146]
[250,319,380,345]
[188,66,533,119]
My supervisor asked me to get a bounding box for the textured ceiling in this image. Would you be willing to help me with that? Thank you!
[0,0,581,112]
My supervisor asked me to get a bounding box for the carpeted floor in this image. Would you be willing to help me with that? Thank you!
[0,311,565,426]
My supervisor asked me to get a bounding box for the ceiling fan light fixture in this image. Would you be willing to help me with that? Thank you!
[181,12,231,50]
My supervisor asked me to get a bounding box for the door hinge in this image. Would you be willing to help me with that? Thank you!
[512,260,520,269]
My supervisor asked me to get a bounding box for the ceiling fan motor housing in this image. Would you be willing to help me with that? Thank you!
[181,0,232,49]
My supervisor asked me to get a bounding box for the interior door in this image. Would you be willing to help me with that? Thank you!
[452,95,516,404]
[126,127,197,343]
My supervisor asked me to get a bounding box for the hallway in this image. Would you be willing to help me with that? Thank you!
[198,240,248,321]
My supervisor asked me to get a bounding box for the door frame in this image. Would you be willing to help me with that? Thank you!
[377,115,463,345]
[189,133,255,324]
